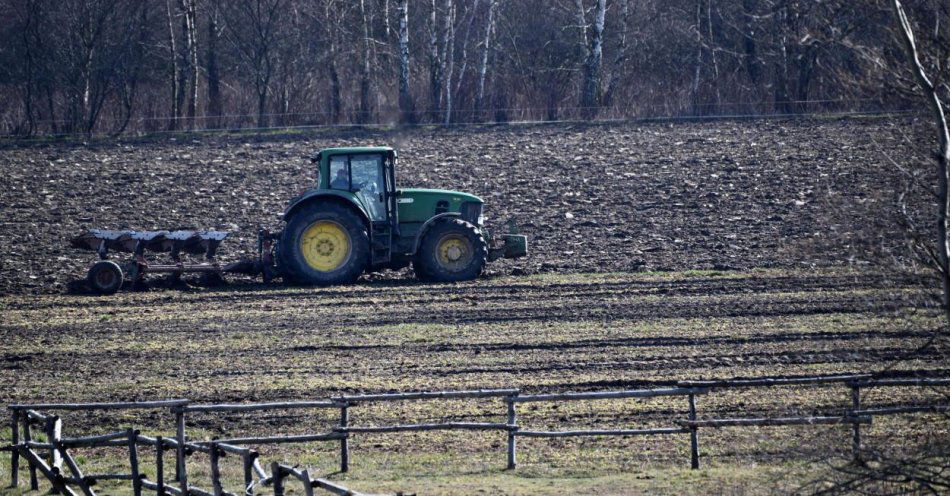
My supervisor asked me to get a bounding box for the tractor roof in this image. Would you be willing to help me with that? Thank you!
[318,146,394,157]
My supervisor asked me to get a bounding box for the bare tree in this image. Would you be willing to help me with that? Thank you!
[892,0,950,322]
[474,0,498,122]
[397,0,414,123]
[358,0,374,124]
[181,0,199,129]
[579,0,605,118]
[223,0,283,128]
[603,0,629,109]
[325,0,342,124]
[205,0,222,129]
[442,0,456,124]
[427,0,445,121]
[165,0,181,129]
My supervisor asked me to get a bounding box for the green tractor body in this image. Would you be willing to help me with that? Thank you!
[278,146,527,285]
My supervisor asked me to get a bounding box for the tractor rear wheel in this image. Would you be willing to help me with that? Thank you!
[414,218,487,282]
[88,260,124,295]
[279,202,369,285]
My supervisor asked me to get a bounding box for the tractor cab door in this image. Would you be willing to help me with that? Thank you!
[331,154,387,222]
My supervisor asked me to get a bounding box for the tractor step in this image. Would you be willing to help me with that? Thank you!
[370,221,392,265]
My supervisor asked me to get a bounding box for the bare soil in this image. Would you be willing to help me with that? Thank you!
[0,116,930,294]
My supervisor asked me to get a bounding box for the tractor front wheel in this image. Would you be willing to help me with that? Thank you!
[414,219,487,282]
[279,202,369,285]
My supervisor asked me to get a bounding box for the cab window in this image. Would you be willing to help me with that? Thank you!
[329,155,349,190]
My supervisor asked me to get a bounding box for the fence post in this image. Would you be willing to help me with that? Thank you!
[210,443,222,496]
[155,436,165,496]
[175,407,188,495]
[339,404,349,473]
[271,462,284,496]
[22,415,38,489]
[688,394,700,470]
[45,416,62,471]
[506,396,517,470]
[242,451,256,496]
[300,469,314,496]
[57,441,94,496]
[128,429,142,496]
[851,385,862,461]
[10,409,19,488]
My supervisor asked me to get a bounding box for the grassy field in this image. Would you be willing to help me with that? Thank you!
[2,268,947,494]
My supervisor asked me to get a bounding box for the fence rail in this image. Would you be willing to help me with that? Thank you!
[6,373,949,496]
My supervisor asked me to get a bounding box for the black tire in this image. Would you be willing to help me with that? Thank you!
[87,261,123,295]
[414,218,487,282]
[279,202,369,285]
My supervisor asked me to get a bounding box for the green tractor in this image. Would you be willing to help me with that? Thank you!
[72,146,527,292]
[277,146,526,284]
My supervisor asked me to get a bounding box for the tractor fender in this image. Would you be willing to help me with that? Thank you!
[410,212,462,255]
[283,190,371,229]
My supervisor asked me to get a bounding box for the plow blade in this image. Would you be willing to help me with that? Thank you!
[72,230,229,258]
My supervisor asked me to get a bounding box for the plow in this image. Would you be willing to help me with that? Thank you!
[71,146,527,294]
[71,229,279,294]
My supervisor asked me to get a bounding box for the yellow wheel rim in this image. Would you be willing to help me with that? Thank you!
[300,221,351,272]
[436,235,472,272]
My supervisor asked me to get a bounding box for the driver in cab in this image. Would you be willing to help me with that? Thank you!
[330,168,350,190]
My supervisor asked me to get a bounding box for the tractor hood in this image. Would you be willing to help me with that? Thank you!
[398,188,483,203]
[396,188,483,224]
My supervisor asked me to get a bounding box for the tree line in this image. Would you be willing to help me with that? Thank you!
[0,0,939,136]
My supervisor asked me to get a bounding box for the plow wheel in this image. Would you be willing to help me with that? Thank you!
[87,261,124,294]
[414,219,487,282]
[279,202,369,285]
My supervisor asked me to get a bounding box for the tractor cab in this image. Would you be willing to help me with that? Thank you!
[313,147,397,225]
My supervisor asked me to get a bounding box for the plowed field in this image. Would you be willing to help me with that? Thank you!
[1,117,947,494]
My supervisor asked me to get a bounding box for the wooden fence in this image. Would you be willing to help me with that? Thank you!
[4,374,949,496]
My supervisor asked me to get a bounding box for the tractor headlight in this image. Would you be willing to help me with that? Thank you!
[461,201,483,225]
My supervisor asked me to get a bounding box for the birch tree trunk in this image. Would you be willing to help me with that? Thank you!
[474,0,497,122]
[206,1,222,129]
[442,0,456,125]
[603,0,629,110]
[325,0,342,123]
[706,0,720,114]
[741,0,759,96]
[428,0,443,121]
[580,0,605,119]
[891,0,950,323]
[690,0,704,115]
[182,0,199,130]
[359,0,373,124]
[397,0,414,124]
[165,0,181,130]
[451,0,479,120]
[772,0,791,114]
